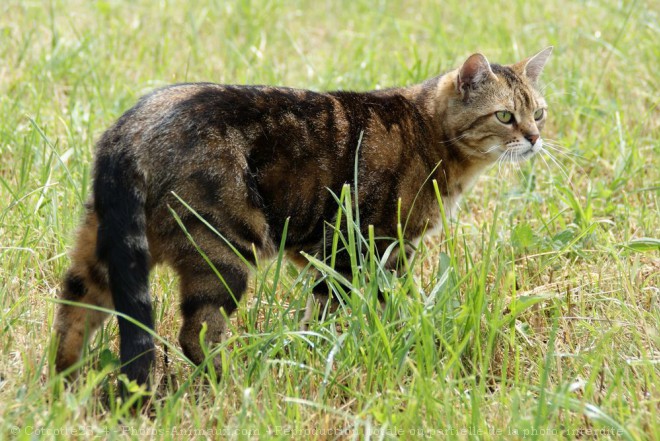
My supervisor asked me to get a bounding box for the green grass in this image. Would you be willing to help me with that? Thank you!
[1,0,659,439]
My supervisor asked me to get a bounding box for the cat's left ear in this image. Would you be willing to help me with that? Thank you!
[517,46,553,83]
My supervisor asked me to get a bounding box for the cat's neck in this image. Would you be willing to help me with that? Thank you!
[400,73,455,117]
[398,72,491,199]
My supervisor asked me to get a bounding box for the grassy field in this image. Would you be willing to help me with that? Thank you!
[1,0,658,439]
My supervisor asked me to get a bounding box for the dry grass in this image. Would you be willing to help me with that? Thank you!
[1,0,658,439]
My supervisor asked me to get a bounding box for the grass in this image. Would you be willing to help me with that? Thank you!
[1,0,658,439]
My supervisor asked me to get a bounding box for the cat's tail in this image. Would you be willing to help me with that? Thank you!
[93,132,155,388]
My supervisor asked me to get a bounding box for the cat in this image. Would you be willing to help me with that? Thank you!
[54,47,552,391]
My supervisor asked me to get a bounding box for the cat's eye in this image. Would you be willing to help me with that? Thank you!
[534,108,544,121]
[495,111,514,124]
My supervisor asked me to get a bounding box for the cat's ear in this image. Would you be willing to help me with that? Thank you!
[457,53,496,99]
[518,46,553,83]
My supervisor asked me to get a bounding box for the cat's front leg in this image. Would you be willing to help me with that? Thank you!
[299,238,414,329]
[299,276,343,331]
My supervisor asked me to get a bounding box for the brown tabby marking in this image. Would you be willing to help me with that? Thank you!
[54,48,553,390]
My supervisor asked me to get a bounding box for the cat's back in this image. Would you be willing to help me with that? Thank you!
[96,82,350,163]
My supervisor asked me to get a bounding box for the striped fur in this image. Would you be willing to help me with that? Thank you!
[54,48,552,391]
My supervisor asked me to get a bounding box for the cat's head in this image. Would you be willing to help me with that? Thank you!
[446,47,553,163]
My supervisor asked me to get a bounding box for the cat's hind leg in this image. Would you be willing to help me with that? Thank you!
[167,212,261,376]
[299,240,412,329]
[176,257,248,376]
[54,210,113,379]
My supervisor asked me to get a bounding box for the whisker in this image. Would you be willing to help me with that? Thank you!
[437,133,468,145]
[469,141,502,160]
[543,145,588,175]
[514,153,525,180]
[543,138,587,166]
[501,149,526,180]
[540,138,590,177]
[541,148,571,182]
[487,144,502,153]
[538,149,554,178]
[480,143,502,155]
[544,143,584,159]
[497,150,507,179]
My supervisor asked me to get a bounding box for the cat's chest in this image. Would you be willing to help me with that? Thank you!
[410,192,461,246]
[441,193,462,220]
[407,156,487,244]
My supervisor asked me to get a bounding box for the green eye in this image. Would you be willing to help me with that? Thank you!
[534,108,544,120]
[495,111,514,124]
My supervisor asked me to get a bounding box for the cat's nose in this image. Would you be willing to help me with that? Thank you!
[525,134,539,145]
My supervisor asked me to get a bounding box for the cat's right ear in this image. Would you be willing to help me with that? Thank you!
[457,53,496,100]
[520,46,553,83]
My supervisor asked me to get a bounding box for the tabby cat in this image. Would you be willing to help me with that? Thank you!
[54,47,553,390]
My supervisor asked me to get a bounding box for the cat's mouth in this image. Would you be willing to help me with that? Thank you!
[520,146,538,158]
[500,142,542,162]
